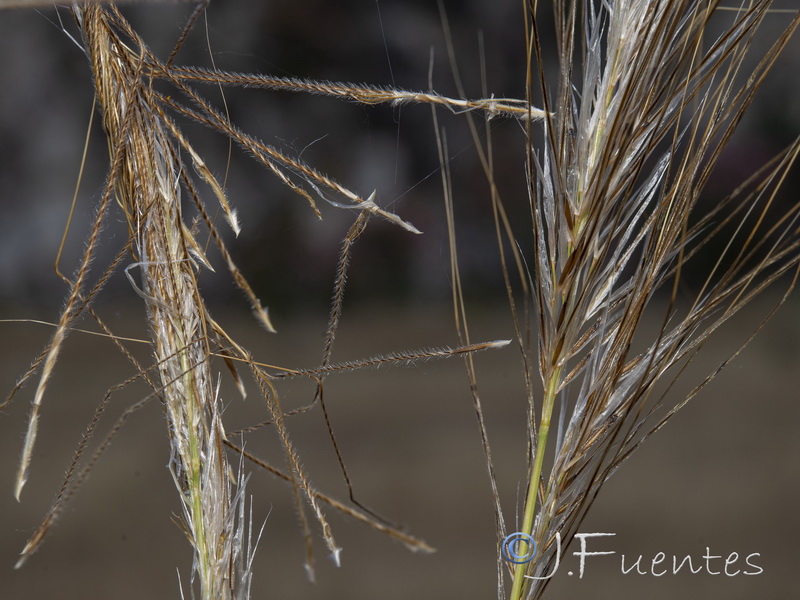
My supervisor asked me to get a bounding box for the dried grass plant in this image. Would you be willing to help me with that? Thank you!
[4,2,510,598]
[2,1,800,599]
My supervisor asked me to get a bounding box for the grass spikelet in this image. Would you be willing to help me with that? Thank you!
[153,64,549,120]
[269,340,512,379]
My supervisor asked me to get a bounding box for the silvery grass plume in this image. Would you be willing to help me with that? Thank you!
[498,2,800,599]
[6,2,522,596]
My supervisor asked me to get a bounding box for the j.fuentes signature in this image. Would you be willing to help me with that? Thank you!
[502,532,763,579]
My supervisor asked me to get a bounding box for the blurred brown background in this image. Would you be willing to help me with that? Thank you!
[1,1,799,599]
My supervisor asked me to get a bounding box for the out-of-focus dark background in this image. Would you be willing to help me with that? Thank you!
[1,1,799,599]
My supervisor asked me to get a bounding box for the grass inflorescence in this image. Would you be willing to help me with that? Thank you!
[2,1,799,599]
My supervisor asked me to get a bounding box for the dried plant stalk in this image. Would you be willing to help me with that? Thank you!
[76,6,242,598]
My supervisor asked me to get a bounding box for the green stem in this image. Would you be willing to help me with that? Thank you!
[509,366,561,600]
[186,394,210,595]
[180,333,212,597]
